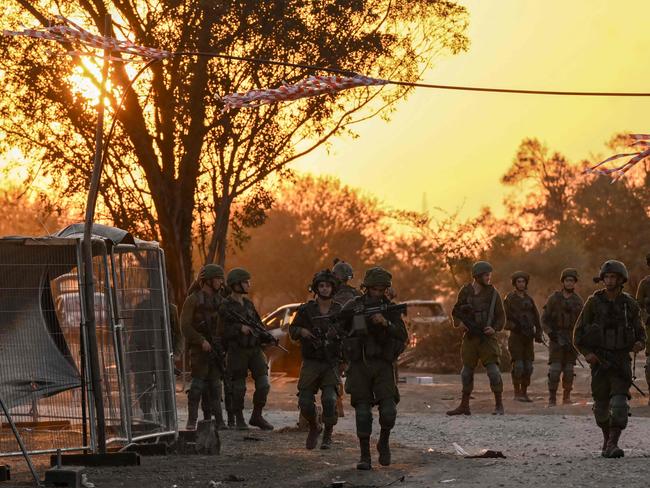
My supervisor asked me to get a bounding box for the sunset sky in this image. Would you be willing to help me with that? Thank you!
[292,0,650,217]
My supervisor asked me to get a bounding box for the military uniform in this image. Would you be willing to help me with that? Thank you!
[636,270,650,393]
[333,284,361,307]
[504,286,542,401]
[447,262,506,416]
[574,260,646,458]
[180,287,225,428]
[219,268,273,430]
[290,273,342,450]
[542,290,583,402]
[339,267,407,470]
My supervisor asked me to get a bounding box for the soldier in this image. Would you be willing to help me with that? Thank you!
[447,261,506,416]
[332,260,361,307]
[636,253,650,401]
[179,264,227,430]
[289,270,342,450]
[574,260,645,458]
[504,271,543,402]
[338,267,407,470]
[219,268,274,431]
[541,268,583,406]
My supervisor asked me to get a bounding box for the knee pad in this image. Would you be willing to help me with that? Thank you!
[461,366,475,393]
[592,399,610,427]
[378,398,397,430]
[610,395,630,429]
[486,363,503,391]
[321,386,338,422]
[355,402,373,437]
[512,360,525,379]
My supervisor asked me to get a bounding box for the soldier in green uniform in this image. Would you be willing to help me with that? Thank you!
[332,260,361,307]
[179,264,227,430]
[541,268,583,406]
[338,267,407,470]
[504,271,543,402]
[447,261,506,416]
[636,253,650,401]
[574,260,645,458]
[289,270,342,450]
[219,268,274,431]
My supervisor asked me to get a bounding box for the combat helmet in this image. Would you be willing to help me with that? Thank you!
[560,268,579,282]
[333,261,354,281]
[511,271,530,286]
[199,264,225,281]
[310,269,339,294]
[227,267,252,287]
[362,266,392,288]
[472,261,493,277]
[598,260,628,284]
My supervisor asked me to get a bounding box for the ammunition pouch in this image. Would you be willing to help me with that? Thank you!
[343,337,362,362]
[582,323,604,349]
[351,314,368,336]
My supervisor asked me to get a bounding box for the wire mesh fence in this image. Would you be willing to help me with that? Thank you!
[0,231,177,462]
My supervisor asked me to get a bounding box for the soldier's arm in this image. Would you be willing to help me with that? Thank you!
[540,295,556,334]
[180,295,205,346]
[573,298,593,355]
[492,293,506,332]
[502,294,517,331]
[288,306,308,340]
[386,308,408,342]
[451,287,469,328]
[637,280,649,323]
[628,298,646,348]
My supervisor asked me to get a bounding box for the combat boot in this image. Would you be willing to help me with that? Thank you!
[303,413,322,450]
[603,427,624,458]
[377,429,391,466]
[356,436,372,470]
[600,426,609,457]
[227,411,236,429]
[320,425,333,450]
[214,409,228,431]
[249,404,274,431]
[562,389,572,405]
[548,390,557,407]
[446,392,471,416]
[519,385,532,403]
[235,410,249,430]
[492,391,504,415]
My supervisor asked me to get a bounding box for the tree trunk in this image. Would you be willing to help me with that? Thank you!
[206,196,233,267]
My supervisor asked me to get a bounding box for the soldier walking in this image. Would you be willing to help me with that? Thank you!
[574,260,645,458]
[541,268,583,406]
[635,253,650,402]
[447,261,506,416]
[289,270,342,450]
[504,271,543,402]
[179,264,227,430]
[219,268,274,430]
[338,267,408,470]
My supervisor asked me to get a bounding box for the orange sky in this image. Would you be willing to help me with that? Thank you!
[292,0,650,217]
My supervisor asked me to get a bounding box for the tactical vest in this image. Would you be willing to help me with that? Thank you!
[583,292,637,351]
[558,293,582,331]
[225,298,261,349]
[192,291,221,340]
[509,293,536,337]
[466,286,498,328]
[298,301,342,362]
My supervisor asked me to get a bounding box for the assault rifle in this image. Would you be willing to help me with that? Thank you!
[551,330,585,368]
[224,310,289,353]
[593,350,646,396]
[455,304,488,342]
[313,302,408,336]
[197,319,226,373]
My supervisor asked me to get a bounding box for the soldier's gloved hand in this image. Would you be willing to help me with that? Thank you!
[584,353,599,365]
[241,325,254,336]
[483,326,496,336]
[370,313,388,327]
[632,341,645,353]
[201,340,212,352]
[299,328,315,339]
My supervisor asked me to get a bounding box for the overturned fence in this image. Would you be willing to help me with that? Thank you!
[0,224,177,458]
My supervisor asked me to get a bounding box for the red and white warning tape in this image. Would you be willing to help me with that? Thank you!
[587,134,650,180]
[220,74,389,112]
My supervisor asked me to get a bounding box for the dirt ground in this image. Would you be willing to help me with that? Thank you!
[5,345,650,487]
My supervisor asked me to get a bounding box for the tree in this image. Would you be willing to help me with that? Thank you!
[0,1,469,302]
